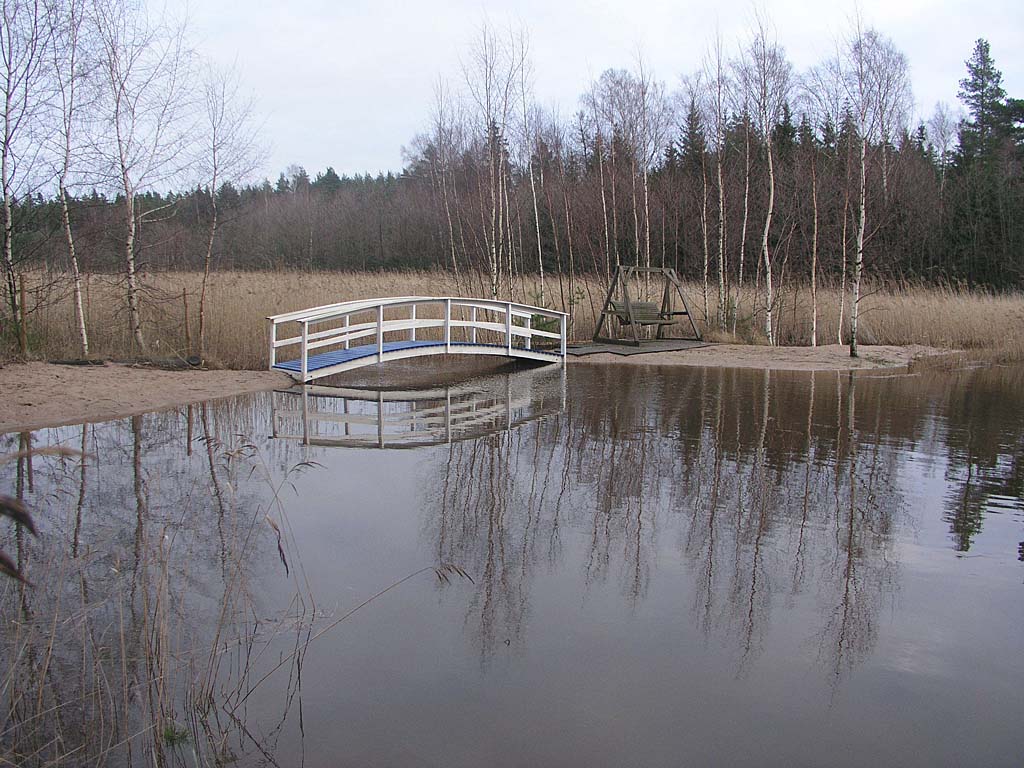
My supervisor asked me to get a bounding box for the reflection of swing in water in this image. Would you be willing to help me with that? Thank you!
[593,266,702,346]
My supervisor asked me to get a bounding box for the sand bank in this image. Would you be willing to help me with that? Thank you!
[0,344,944,433]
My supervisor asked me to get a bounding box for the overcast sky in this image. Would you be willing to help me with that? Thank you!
[175,0,1023,180]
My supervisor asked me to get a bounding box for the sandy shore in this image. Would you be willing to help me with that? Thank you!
[1,362,291,434]
[0,344,943,434]
[572,343,946,371]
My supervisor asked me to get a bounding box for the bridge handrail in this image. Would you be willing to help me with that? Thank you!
[268,296,566,325]
[267,296,568,378]
[266,296,434,324]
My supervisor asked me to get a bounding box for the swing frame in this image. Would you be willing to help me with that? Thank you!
[592,266,702,345]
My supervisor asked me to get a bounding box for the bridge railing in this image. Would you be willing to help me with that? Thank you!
[267,296,568,378]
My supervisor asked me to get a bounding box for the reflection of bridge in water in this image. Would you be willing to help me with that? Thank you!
[270,366,566,448]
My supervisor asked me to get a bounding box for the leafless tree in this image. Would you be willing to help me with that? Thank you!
[838,15,911,357]
[462,21,521,299]
[1,0,51,352]
[737,13,791,344]
[803,57,848,346]
[92,0,194,352]
[513,29,546,304]
[427,77,466,292]
[866,33,911,204]
[583,71,630,274]
[682,76,711,321]
[195,61,260,358]
[585,66,666,279]
[634,54,672,279]
[927,101,958,197]
[702,29,731,329]
[50,0,92,355]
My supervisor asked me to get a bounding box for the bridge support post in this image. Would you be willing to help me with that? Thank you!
[377,304,384,363]
[505,304,512,356]
[300,321,309,382]
[267,318,276,369]
[560,315,567,362]
[445,299,451,352]
[410,305,416,341]
[471,307,477,344]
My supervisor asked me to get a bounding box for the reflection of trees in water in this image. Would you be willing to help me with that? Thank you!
[424,367,977,680]
[816,373,898,683]
[432,422,566,666]
[0,394,314,766]
[938,367,1024,552]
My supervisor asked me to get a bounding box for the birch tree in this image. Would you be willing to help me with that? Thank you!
[737,15,791,344]
[463,22,521,299]
[195,62,259,358]
[634,55,671,279]
[804,57,848,344]
[1,0,51,353]
[92,0,194,352]
[702,30,730,329]
[838,17,911,357]
[927,101,957,196]
[513,29,546,304]
[51,0,92,355]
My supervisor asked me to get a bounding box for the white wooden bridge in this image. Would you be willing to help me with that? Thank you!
[268,296,568,382]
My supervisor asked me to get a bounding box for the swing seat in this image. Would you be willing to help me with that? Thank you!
[606,300,675,327]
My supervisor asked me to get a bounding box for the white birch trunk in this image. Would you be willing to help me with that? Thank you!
[761,141,776,345]
[60,184,88,355]
[734,124,751,336]
[850,136,867,358]
[810,156,818,348]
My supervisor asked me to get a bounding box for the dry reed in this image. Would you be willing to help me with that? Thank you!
[12,269,1024,368]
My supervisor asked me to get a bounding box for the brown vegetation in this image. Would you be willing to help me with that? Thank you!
[12,269,1024,370]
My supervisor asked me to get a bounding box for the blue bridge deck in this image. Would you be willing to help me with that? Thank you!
[273,340,560,374]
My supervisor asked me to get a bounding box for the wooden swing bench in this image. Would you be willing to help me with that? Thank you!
[594,266,702,346]
[606,300,679,329]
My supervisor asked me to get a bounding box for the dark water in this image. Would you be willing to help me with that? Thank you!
[2,363,1022,767]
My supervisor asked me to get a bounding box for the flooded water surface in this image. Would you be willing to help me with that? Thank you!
[2,363,1022,766]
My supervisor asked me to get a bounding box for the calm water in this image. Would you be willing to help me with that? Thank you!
[1,363,1022,767]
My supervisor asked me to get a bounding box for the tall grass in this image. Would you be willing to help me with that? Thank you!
[12,270,1024,368]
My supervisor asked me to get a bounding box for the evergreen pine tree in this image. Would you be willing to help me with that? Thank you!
[957,39,1009,163]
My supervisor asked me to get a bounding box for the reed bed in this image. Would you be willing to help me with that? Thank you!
[11,269,1024,368]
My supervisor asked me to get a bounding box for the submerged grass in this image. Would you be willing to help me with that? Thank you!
[11,269,1024,368]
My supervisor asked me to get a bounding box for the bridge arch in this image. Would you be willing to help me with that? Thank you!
[268,296,567,382]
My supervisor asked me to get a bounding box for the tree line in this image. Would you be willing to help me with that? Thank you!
[3,4,1022,358]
